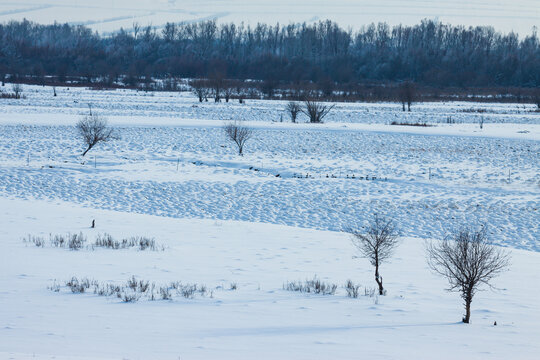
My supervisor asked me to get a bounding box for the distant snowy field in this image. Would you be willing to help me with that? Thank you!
[0,0,538,35]
[0,84,539,359]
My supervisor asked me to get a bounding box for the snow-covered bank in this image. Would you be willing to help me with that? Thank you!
[1,84,539,126]
[1,197,539,360]
[2,112,540,141]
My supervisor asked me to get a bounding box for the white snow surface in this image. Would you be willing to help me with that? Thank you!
[0,85,538,249]
[0,85,539,359]
[1,197,540,359]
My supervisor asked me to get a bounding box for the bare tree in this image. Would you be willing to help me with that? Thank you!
[350,215,399,295]
[398,81,415,111]
[189,79,209,102]
[426,227,510,324]
[210,71,225,102]
[533,87,540,110]
[302,99,335,123]
[223,83,234,103]
[76,113,116,156]
[224,121,253,156]
[286,101,302,123]
[12,83,22,99]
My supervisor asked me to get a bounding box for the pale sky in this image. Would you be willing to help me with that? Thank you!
[0,0,538,35]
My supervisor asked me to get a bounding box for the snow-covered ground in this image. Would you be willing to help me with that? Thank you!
[0,0,538,35]
[0,85,539,359]
[1,197,540,359]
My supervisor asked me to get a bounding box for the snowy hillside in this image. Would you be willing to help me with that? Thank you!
[0,84,539,359]
[1,197,540,359]
[0,0,538,35]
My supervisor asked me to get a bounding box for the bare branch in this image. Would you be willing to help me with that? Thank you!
[224,121,253,156]
[350,215,399,295]
[285,101,302,123]
[426,226,510,323]
[302,99,335,123]
[76,113,117,157]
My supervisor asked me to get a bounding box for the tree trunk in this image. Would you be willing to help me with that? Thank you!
[463,290,473,323]
[82,144,93,157]
[402,102,405,111]
[375,264,384,295]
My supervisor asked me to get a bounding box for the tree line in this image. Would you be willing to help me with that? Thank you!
[0,19,538,90]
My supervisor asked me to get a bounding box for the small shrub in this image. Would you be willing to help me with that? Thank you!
[159,286,172,300]
[120,290,140,303]
[230,282,237,290]
[48,281,60,292]
[53,277,213,302]
[364,286,378,297]
[345,280,361,298]
[94,233,121,249]
[66,277,92,293]
[68,233,86,250]
[284,276,337,295]
[50,234,66,247]
[94,234,162,251]
[390,121,432,127]
[24,235,45,247]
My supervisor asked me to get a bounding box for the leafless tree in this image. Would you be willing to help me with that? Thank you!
[302,99,335,123]
[224,121,253,156]
[210,71,225,102]
[426,227,510,324]
[398,81,415,111]
[12,83,22,99]
[223,83,234,103]
[350,215,399,295]
[189,79,209,102]
[286,101,302,123]
[76,113,116,156]
[533,87,540,109]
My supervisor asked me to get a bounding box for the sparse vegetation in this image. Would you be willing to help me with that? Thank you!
[345,280,361,298]
[23,233,164,251]
[23,235,46,247]
[49,232,87,250]
[93,233,162,251]
[390,121,432,127]
[284,277,338,295]
[51,276,214,302]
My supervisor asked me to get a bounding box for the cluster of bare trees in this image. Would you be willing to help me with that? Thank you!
[285,100,335,123]
[1,83,23,99]
[2,19,538,89]
[284,100,336,123]
[398,82,415,111]
[351,216,510,324]
[189,78,246,103]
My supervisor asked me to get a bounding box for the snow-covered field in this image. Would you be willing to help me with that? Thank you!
[0,0,538,35]
[0,85,539,359]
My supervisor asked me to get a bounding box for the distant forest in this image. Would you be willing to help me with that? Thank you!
[0,19,539,91]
